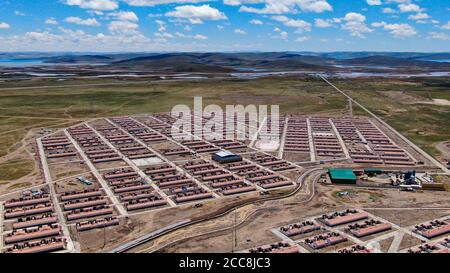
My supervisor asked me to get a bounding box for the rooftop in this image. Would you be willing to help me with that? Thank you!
[214,150,237,158]
[328,169,357,180]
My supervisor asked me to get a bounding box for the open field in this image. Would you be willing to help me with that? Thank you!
[0,76,448,183]
[1,76,448,171]
[0,77,347,184]
[0,75,449,254]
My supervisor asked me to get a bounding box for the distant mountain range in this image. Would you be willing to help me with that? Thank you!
[1,52,450,73]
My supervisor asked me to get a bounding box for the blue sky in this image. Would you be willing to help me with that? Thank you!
[0,0,449,52]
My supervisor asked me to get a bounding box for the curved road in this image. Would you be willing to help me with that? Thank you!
[110,168,324,253]
[147,170,323,253]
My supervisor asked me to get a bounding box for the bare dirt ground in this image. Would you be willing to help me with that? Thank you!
[75,191,268,252]
[364,209,450,227]
[139,182,450,253]
[379,237,395,252]
[435,141,450,162]
[398,234,423,251]
[48,161,90,181]
[415,99,450,106]
[381,91,422,106]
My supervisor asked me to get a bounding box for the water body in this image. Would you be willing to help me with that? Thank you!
[231,70,450,79]
[335,71,450,78]
[0,58,47,67]
[417,59,450,63]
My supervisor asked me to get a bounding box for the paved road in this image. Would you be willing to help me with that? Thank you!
[306,118,316,162]
[388,231,405,253]
[319,75,450,175]
[329,118,350,159]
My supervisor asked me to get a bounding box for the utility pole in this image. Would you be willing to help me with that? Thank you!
[231,208,237,253]
[348,98,353,117]
[234,208,237,250]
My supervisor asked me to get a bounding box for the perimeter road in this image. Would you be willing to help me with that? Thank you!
[249,116,267,148]
[329,118,350,159]
[306,118,316,162]
[388,231,405,253]
[319,74,450,175]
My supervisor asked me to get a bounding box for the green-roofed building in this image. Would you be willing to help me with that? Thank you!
[364,168,382,177]
[328,168,357,184]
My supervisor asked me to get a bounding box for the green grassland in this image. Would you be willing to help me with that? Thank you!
[0,159,34,180]
[0,78,348,119]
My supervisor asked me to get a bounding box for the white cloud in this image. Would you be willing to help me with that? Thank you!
[123,0,209,6]
[193,34,208,40]
[296,36,310,42]
[88,10,104,15]
[382,8,397,14]
[314,18,333,28]
[175,32,208,39]
[441,21,450,30]
[14,11,26,16]
[279,31,288,39]
[65,16,101,26]
[250,19,263,25]
[270,27,288,39]
[231,0,332,15]
[64,0,118,10]
[372,21,417,38]
[428,32,449,40]
[386,0,410,3]
[154,20,174,39]
[0,26,216,52]
[366,0,381,6]
[398,3,422,13]
[234,28,246,34]
[272,15,311,33]
[341,12,372,38]
[155,20,167,32]
[0,22,10,29]
[108,11,139,21]
[155,32,174,38]
[45,18,59,25]
[166,5,227,24]
[108,20,139,34]
[408,12,430,21]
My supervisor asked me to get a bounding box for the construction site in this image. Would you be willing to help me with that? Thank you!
[0,102,449,254]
